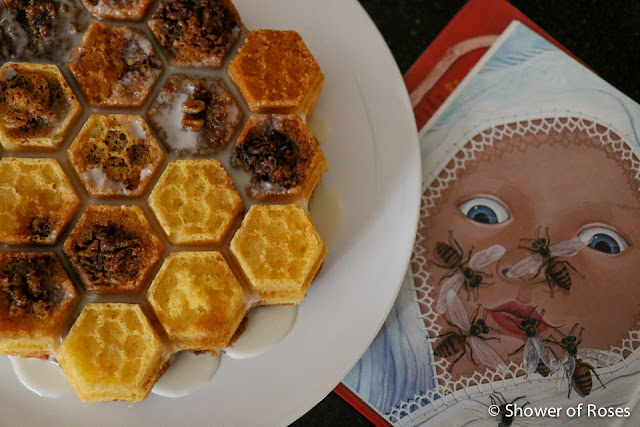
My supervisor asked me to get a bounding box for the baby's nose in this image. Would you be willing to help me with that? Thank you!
[496,247,537,304]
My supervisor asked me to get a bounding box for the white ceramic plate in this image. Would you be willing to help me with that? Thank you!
[0,0,420,425]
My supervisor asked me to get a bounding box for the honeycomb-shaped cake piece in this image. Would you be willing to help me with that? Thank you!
[229,30,324,117]
[57,303,166,402]
[230,204,326,305]
[147,252,246,351]
[149,159,243,245]
[68,23,163,108]
[0,158,80,245]
[0,252,79,358]
[68,114,165,197]
[81,0,155,21]
[231,114,327,201]
[0,62,82,150]
[148,0,243,68]
[63,205,163,294]
[147,74,244,157]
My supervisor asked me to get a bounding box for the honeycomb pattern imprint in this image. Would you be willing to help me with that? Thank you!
[0,62,82,151]
[63,205,163,294]
[0,252,79,359]
[230,204,327,305]
[229,29,324,117]
[81,0,155,22]
[147,251,246,351]
[149,159,244,245]
[68,23,163,108]
[68,114,165,197]
[0,158,80,245]
[57,303,166,402]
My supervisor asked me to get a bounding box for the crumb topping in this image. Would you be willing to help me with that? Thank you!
[149,0,241,67]
[69,223,143,287]
[67,24,162,107]
[232,127,308,189]
[0,68,65,134]
[0,253,66,317]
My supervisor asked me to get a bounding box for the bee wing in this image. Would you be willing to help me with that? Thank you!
[578,348,624,368]
[533,334,560,372]
[436,273,464,314]
[561,352,575,384]
[506,253,543,278]
[447,291,470,330]
[468,244,506,270]
[549,237,585,257]
[470,337,508,373]
[523,338,539,375]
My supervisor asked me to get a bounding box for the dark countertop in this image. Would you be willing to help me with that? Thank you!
[291,1,639,426]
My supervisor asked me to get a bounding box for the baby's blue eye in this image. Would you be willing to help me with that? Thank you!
[578,226,629,254]
[458,197,510,224]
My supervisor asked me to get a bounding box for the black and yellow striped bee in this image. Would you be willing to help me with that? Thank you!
[506,227,585,296]
[548,324,622,398]
[431,302,506,373]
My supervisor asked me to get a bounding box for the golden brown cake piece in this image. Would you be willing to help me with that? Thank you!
[0,62,82,150]
[68,114,165,197]
[67,23,163,108]
[149,159,244,245]
[229,30,324,117]
[57,303,166,403]
[231,114,327,201]
[230,204,327,305]
[147,74,244,157]
[147,251,246,351]
[148,0,243,68]
[63,205,163,294]
[81,0,155,21]
[0,158,80,245]
[0,252,78,359]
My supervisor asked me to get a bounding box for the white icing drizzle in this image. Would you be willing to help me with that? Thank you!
[151,92,199,153]
[309,184,344,248]
[225,305,298,360]
[9,356,71,398]
[152,352,220,398]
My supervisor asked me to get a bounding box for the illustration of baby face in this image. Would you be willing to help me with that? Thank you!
[418,123,640,379]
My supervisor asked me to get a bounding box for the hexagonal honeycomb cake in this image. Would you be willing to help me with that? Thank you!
[147,74,244,157]
[68,114,165,197]
[0,62,82,151]
[231,114,327,201]
[0,0,331,404]
[230,204,327,305]
[229,29,324,116]
[81,0,155,21]
[57,303,166,402]
[63,205,163,294]
[0,252,78,359]
[148,0,243,68]
[0,158,80,245]
[147,252,246,351]
[149,159,243,245]
[68,23,163,108]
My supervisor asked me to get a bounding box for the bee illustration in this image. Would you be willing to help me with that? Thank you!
[465,393,539,427]
[548,324,623,398]
[503,307,560,376]
[430,233,505,313]
[506,227,584,296]
[431,295,507,373]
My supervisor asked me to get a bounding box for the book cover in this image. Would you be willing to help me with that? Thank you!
[339,15,640,427]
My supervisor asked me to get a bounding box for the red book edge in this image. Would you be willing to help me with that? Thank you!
[335,0,585,425]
